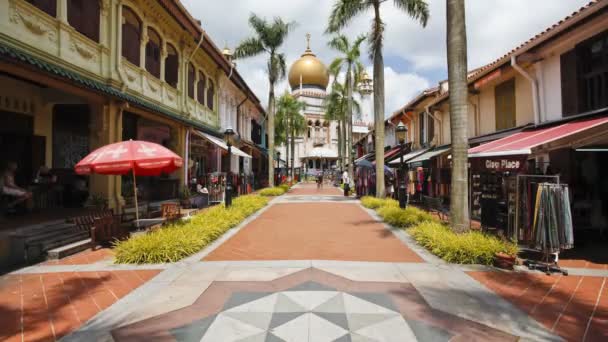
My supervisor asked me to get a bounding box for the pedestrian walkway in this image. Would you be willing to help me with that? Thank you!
[204,202,423,262]
[5,183,603,341]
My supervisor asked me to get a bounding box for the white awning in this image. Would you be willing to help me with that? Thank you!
[408,146,451,164]
[194,131,252,158]
[304,147,338,159]
[388,148,431,165]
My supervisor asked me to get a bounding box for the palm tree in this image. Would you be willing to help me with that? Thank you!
[323,76,362,173]
[327,34,366,187]
[235,14,295,187]
[327,0,429,197]
[447,0,469,232]
[326,65,346,170]
[276,92,306,180]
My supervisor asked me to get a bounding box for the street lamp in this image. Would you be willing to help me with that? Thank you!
[223,127,237,207]
[395,122,409,209]
[276,151,281,184]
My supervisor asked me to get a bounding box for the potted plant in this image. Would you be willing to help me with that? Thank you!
[180,187,192,209]
[494,242,518,270]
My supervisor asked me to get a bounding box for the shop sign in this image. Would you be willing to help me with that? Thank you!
[471,156,527,172]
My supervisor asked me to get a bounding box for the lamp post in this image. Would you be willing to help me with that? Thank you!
[395,122,408,209]
[224,127,236,208]
[276,151,281,184]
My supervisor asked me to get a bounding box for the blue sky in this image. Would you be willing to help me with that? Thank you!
[182,0,591,116]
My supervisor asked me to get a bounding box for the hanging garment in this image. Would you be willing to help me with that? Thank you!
[531,184,574,253]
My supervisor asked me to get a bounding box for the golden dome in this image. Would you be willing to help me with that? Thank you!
[288,35,329,90]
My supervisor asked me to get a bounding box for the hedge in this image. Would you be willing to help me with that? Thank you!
[113,195,269,264]
[361,195,518,265]
[259,187,286,196]
[409,221,519,265]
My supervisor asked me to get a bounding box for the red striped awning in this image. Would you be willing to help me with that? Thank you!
[469,116,608,157]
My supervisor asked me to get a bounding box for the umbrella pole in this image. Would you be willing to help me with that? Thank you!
[132,169,139,228]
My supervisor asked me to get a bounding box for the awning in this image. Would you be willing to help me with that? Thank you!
[383,146,402,161]
[407,145,451,164]
[355,152,374,163]
[388,148,431,165]
[193,131,252,158]
[468,116,608,158]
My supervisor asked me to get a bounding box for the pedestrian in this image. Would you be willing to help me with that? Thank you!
[317,172,323,189]
[342,170,350,196]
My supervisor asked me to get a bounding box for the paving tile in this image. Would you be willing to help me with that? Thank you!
[309,312,348,342]
[204,203,423,263]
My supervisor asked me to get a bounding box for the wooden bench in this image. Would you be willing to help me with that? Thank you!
[422,196,448,221]
[121,201,149,222]
[70,209,114,234]
[91,215,130,247]
[70,210,128,249]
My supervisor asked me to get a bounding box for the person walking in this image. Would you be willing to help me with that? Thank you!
[342,170,350,197]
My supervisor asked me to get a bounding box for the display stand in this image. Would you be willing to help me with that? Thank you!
[524,250,568,276]
[514,174,560,241]
[518,180,573,276]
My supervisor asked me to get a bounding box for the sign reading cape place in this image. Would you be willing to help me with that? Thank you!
[471,156,527,173]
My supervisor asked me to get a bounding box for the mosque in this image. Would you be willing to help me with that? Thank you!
[278,35,373,175]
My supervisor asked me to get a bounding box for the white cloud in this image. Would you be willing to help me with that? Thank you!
[181,0,590,115]
[382,67,430,115]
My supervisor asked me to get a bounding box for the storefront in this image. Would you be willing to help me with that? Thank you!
[406,145,451,202]
[121,111,182,202]
[469,114,608,253]
[468,155,528,237]
[189,130,252,203]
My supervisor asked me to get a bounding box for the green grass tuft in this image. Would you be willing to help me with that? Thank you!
[259,187,286,196]
[113,195,269,264]
[409,221,519,265]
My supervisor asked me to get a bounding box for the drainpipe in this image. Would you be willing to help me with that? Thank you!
[511,55,540,125]
[184,34,205,110]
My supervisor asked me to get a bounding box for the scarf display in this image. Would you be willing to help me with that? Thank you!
[531,183,574,253]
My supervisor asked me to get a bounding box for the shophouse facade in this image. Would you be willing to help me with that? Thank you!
[380,0,608,250]
[0,0,265,214]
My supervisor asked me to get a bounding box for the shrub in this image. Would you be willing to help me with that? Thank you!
[278,183,290,191]
[360,196,398,209]
[409,221,519,265]
[259,187,286,197]
[376,206,438,228]
[113,195,269,264]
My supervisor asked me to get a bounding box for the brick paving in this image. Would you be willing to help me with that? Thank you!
[41,248,114,266]
[285,182,343,196]
[468,271,608,342]
[0,270,160,342]
[204,202,423,262]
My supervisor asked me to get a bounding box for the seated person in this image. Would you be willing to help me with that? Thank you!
[196,180,209,194]
[2,161,33,210]
[34,166,57,184]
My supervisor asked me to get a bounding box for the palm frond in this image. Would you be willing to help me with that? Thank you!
[329,58,345,78]
[327,35,349,53]
[326,0,368,33]
[234,37,266,59]
[248,13,270,42]
[393,0,430,27]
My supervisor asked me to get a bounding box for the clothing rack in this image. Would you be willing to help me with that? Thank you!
[524,182,573,276]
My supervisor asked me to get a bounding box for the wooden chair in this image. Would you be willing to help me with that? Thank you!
[422,195,448,221]
[91,215,129,248]
[161,202,182,221]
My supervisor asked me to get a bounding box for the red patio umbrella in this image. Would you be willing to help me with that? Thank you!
[75,140,183,223]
